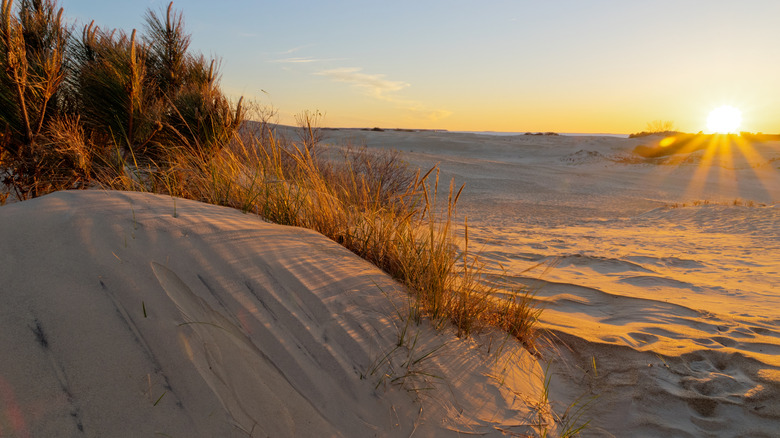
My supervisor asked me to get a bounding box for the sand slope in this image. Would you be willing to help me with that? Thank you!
[323,129,780,437]
[0,190,546,437]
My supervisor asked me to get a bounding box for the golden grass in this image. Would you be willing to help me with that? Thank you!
[96,125,541,350]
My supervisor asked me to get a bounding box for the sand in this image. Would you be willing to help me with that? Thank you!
[322,129,780,437]
[0,190,546,437]
[2,129,779,437]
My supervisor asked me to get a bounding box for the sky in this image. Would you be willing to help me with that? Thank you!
[57,0,780,134]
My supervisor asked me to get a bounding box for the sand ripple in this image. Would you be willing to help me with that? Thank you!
[468,203,780,436]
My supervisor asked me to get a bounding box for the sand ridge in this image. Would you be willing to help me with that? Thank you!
[0,190,548,437]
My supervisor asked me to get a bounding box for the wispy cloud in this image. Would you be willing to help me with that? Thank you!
[269,53,346,65]
[409,107,453,122]
[280,45,313,55]
[316,67,409,99]
[271,57,320,64]
[316,67,451,121]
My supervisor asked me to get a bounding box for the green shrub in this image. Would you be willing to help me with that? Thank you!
[69,24,162,157]
[0,0,242,198]
[0,0,68,198]
[143,3,242,161]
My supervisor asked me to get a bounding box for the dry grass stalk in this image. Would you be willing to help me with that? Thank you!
[106,125,541,350]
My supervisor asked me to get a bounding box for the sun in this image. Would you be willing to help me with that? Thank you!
[706,105,742,134]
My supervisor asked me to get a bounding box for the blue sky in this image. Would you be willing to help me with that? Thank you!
[57,1,780,133]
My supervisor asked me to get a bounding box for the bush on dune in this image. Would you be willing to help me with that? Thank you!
[0,0,241,199]
[0,0,71,197]
[628,120,679,138]
[69,3,242,164]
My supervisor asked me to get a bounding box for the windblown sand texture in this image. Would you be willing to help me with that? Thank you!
[323,129,780,437]
[0,190,545,437]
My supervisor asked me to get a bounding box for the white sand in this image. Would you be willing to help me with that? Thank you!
[0,190,546,437]
[323,129,780,437]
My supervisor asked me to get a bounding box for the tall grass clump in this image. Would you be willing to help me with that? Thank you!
[144,3,243,161]
[0,0,71,198]
[628,119,679,138]
[0,0,242,199]
[68,2,242,164]
[70,23,158,157]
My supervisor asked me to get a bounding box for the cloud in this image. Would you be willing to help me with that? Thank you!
[417,108,454,122]
[316,68,410,99]
[316,67,451,122]
[401,101,453,121]
[280,45,313,55]
[271,57,319,64]
[269,54,346,65]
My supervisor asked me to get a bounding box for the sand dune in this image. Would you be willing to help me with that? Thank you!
[0,190,546,437]
[323,129,780,437]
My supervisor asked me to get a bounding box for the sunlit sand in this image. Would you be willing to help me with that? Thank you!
[324,128,780,436]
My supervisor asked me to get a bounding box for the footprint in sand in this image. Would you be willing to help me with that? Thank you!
[686,396,719,417]
[683,374,742,397]
[672,351,770,425]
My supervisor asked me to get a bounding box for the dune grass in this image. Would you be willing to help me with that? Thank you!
[97,122,541,350]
